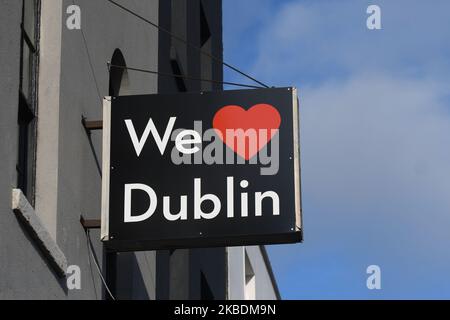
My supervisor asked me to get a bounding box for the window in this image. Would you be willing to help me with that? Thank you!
[199,1,212,91]
[17,0,40,204]
[200,271,214,300]
[170,0,188,92]
[170,47,187,92]
[199,2,211,47]
[244,251,256,300]
[109,49,129,96]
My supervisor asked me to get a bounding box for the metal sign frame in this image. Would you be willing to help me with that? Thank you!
[101,88,302,251]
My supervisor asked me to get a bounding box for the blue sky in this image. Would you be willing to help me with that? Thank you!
[223,0,450,299]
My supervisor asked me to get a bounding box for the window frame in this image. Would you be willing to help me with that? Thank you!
[17,0,41,205]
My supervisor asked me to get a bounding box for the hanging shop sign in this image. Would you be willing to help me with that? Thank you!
[101,87,302,251]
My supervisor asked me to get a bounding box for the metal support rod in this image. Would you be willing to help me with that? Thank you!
[80,215,101,230]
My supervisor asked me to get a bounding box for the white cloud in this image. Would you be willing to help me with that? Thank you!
[247,0,450,86]
[302,73,450,222]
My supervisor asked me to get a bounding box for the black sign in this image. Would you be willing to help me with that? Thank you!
[101,88,302,251]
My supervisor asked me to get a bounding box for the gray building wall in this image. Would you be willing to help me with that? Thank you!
[57,0,159,300]
[0,0,278,300]
[0,0,159,299]
[0,0,69,299]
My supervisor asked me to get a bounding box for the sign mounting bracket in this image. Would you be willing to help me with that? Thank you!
[80,215,101,230]
[82,116,103,132]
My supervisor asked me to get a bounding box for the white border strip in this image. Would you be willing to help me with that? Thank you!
[292,88,302,231]
[101,97,112,241]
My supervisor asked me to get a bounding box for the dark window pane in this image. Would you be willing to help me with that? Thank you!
[26,117,37,201]
[17,122,29,194]
[200,3,212,91]
[21,40,33,104]
[17,96,36,203]
[18,0,39,204]
[200,3,211,47]
[200,272,214,300]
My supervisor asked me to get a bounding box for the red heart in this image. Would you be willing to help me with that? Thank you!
[213,104,281,160]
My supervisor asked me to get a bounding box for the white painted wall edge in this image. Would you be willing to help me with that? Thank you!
[35,0,63,240]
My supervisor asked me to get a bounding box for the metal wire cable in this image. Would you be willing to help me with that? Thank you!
[72,0,103,104]
[105,0,270,89]
[85,229,116,300]
[108,64,264,89]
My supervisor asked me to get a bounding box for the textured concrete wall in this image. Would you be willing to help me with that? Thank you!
[0,0,159,299]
